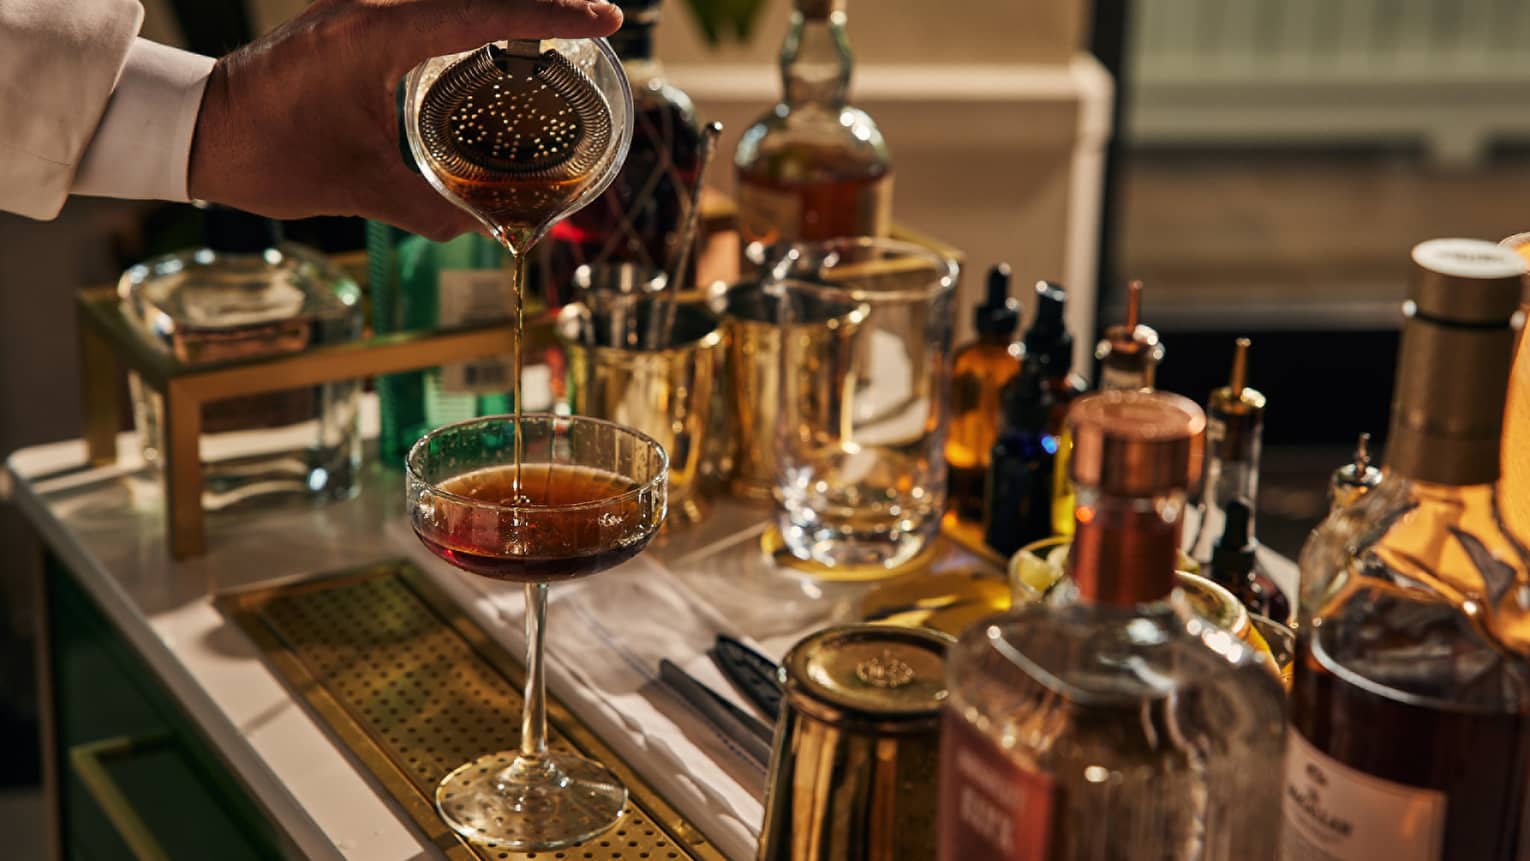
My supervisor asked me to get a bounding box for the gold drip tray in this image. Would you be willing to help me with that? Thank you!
[218,561,725,861]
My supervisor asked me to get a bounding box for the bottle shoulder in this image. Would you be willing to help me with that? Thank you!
[1299,475,1530,710]
[734,104,891,181]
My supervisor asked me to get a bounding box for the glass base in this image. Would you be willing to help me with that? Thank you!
[435,750,627,849]
[764,522,939,581]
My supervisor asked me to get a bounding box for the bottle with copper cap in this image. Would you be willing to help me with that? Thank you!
[1286,238,1530,861]
[1094,279,1165,391]
[939,390,1285,861]
[1188,338,1291,624]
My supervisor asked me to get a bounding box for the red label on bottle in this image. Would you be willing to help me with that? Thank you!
[938,708,1054,861]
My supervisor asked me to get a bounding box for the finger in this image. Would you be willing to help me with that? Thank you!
[382,0,623,78]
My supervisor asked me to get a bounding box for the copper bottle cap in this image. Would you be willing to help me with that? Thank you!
[1069,390,1206,496]
[1388,239,1527,485]
[1410,239,1527,324]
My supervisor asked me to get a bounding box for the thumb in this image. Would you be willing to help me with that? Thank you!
[382,0,623,78]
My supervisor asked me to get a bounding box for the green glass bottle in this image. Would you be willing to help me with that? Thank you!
[367,222,516,467]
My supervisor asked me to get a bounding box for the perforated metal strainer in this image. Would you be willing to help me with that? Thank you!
[418,40,613,182]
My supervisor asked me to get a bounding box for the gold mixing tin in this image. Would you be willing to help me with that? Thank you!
[757,625,951,861]
[218,561,723,861]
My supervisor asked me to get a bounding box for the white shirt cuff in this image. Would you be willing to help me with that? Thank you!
[72,38,214,203]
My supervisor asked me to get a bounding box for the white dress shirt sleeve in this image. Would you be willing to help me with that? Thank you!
[0,0,144,219]
[72,38,215,205]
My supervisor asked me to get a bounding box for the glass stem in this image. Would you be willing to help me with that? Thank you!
[521,582,549,760]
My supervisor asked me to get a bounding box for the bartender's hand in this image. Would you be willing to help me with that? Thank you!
[187,0,622,240]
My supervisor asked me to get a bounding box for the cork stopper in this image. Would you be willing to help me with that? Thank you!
[1069,390,1206,497]
[1388,239,1527,485]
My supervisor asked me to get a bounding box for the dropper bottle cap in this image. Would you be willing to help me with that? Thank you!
[1211,499,1257,578]
[1024,280,1073,373]
[973,263,1021,338]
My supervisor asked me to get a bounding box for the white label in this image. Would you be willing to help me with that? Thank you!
[438,268,515,394]
[1282,728,1446,861]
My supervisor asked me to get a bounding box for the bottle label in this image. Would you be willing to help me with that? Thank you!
[438,268,515,394]
[1098,365,1145,392]
[937,709,1053,861]
[1281,728,1446,860]
[735,174,892,246]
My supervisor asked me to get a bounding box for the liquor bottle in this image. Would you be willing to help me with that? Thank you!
[1023,280,1088,537]
[982,364,1055,557]
[1094,279,1163,391]
[734,0,891,252]
[1325,431,1381,512]
[1498,231,1530,540]
[1187,338,1290,623]
[947,264,1023,521]
[1286,239,1530,860]
[367,223,517,467]
[542,0,701,303]
[942,390,1286,861]
[120,206,364,507]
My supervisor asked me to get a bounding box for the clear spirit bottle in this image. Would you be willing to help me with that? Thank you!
[734,0,891,252]
[1286,239,1530,860]
[120,207,363,507]
[941,390,1286,861]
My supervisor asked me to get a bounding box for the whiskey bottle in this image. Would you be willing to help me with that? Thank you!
[734,0,891,252]
[1094,279,1163,391]
[1286,239,1530,860]
[1190,338,1290,624]
[947,264,1024,521]
[543,0,701,302]
[941,390,1285,861]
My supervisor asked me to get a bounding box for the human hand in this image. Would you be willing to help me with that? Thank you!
[187,0,623,240]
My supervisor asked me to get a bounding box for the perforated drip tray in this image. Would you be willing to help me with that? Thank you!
[218,561,725,861]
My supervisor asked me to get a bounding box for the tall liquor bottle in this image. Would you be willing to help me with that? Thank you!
[941,390,1285,861]
[543,0,701,302]
[367,223,516,466]
[1286,239,1530,860]
[734,0,891,251]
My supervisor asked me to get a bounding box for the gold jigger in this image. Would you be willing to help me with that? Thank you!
[557,299,724,527]
[718,280,868,501]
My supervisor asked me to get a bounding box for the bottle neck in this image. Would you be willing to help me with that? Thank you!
[1069,484,1186,607]
[781,10,852,109]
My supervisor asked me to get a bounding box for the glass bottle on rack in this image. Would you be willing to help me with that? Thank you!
[542,0,701,303]
[734,0,891,252]
[120,206,364,508]
[367,224,519,467]
[941,390,1286,861]
[947,263,1023,522]
[1286,239,1530,861]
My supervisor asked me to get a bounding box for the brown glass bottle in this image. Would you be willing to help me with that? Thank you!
[544,0,701,302]
[734,0,891,250]
[1285,239,1530,860]
[947,264,1023,521]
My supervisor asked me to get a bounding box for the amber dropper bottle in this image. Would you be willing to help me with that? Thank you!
[946,264,1023,522]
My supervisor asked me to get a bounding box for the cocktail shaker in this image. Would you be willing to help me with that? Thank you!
[757,625,950,861]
